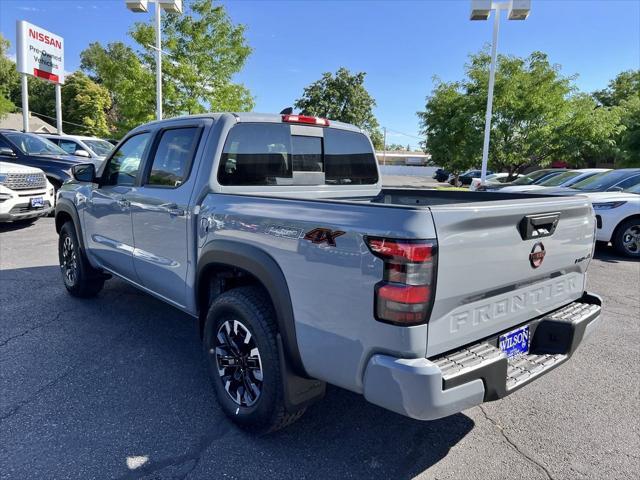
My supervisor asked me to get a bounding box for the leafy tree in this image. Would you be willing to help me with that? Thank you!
[61,72,111,137]
[592,70,640,166]
[81,0,253,136]
[418,50,620,175]
[294,67,383,149]
[0,34,19,117]
[81,41,155,136]
[24,77,56,121]
[594,70,640,107]
[418,80,480,174]
[130,0,253,116]
[385,143,406,151]
[618,96,640,166]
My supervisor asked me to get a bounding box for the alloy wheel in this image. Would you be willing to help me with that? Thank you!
[621,224,640,255]
[61,235,77,285]
[214,319,263,407]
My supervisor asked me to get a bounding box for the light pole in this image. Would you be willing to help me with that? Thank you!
[125,1,183,121]
[470,0,531,184]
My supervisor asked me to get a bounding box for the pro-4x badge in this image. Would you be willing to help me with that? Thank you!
[304,228,345,247]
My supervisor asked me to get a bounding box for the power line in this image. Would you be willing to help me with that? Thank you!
[382,127,425,141]
[15,106,89,129]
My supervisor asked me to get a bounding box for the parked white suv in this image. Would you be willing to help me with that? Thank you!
[42,134,113,166]
[589,184,640,257]
[0,161,55,223]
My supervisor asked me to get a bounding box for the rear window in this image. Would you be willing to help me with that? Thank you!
[217,123,378,186]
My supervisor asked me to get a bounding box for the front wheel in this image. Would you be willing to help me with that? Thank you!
[612,218,640,258]
[203,286,305,433]
[58,221,105,297]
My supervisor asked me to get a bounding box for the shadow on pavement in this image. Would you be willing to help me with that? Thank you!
[1,265,473,479]
[0,220,38,233]
[593,243,638,263]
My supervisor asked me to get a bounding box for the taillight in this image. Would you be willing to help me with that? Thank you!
[282,114,330,126]
[366,237,437,326]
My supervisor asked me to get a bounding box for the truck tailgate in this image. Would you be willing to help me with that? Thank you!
[426,195,595,357]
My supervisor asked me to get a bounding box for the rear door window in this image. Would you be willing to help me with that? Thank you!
[58,139,80,155]
[145,127,201,188]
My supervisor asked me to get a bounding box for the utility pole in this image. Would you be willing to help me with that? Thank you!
[383,127,387,165]
[20,74,28,132]
[155,1,162,121]
[470,0,531,184]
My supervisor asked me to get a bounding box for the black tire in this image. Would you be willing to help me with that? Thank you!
[58,221,105,297]
[203,286,305,433]
[612,218,640,258]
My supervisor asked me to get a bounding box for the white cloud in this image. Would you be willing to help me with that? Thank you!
[6,53,16,63]
[17,6,41,12]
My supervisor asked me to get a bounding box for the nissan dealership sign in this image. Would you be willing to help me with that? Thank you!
[16,20,64,84]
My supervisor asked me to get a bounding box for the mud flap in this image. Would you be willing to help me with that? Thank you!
[277,334,326,413]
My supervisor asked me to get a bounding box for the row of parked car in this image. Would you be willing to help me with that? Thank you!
[434,167,640,258]
[0,130,114,224]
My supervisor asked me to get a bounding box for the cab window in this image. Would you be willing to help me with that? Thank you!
[145,127,201,188]
[102,133,152,186]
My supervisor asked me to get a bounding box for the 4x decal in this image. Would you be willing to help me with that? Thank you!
[303,228,345,247]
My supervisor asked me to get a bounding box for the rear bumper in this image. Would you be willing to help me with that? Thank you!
[362,292,602,421]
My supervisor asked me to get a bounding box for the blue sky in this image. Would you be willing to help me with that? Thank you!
[1,0,638,147]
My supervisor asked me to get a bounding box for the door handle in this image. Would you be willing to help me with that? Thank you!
[117,198,130,209]
[166,204,186,217]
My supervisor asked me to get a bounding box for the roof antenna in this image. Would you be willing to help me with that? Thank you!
[280,107,293,115]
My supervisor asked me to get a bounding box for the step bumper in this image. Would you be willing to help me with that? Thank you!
[362,292,602,420]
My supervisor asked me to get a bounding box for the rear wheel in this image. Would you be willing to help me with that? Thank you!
[58,221,105,297]
[613,218,640,258]
[203,286,305,433]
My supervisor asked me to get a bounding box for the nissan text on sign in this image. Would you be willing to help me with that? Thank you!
[16,20,65,84]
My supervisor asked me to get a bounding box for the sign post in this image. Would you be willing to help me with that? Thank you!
[16,20,65,133]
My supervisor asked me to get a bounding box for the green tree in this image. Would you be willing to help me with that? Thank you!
[385,143,406,151]
[0,34,19,117]
[294,67,383,149]
[418,80,480,174]
[618,96,640,166]
[61,72,111,137]
[81,0,253,136]
[594,70,640,107]
[130,0,253,116]
[81,41,156,136]
[419,50,620,175]
[592,70,640,166]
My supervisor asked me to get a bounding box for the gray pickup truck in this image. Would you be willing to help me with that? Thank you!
[55,113,602,433]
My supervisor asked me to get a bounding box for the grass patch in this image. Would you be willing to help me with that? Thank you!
[435,186,469,191]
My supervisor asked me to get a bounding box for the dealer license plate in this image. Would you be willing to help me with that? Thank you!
[30,197,44,208]
[499,325,530,358]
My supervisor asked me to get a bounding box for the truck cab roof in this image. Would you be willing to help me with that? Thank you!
[131,112,364,134]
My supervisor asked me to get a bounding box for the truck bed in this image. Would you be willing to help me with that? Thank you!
[371,188,563,207]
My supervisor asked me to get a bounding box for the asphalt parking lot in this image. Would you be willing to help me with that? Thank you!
[1,213,639,479]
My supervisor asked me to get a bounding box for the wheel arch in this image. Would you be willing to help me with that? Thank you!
[54,199,85,251]
[612,213,640,243]
[196,240,307,377]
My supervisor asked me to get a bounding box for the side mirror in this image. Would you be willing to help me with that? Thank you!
[74,149,91,158]
[608,186,623,192]
[72,163,96,183]
[0,147,16,157]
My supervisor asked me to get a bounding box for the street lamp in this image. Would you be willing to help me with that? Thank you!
[125,0,183,121]
[470,0,531,184]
